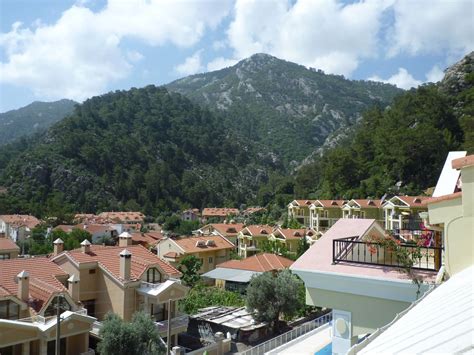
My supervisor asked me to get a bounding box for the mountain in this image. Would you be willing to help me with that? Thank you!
[166,53,403,165]
[0,99,76,145]
[290,52,473,200]
[0,86,279,217]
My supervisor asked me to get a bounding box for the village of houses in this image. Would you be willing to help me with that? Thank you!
[0,152,472,355]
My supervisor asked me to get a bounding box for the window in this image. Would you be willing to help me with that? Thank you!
[43,296,71,317]
[0,300,20,320]
[323,211,329,218]
[0,253,10,260]
[146,268,162,284]
[89,269,96,274]
[208,257,213,264]
[360,211,366,218]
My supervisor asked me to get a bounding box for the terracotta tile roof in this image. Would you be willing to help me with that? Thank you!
[0,257,68,311]
[75,224,115,234]
[0,215,41,229]
[452,155,474,170]
[208,223,245,237]
[291,219,436,282]
[347,199,382,208]
[241,225,274,236]
[395,196,429,207]
[273,228,307,240]
[163,251,181,258]
[292,200,316,207]
[216,253,293,272]
[173,235,235,253]
[314,200,347,208]
[131,232,164,246]
[54,225,74,233]
[201,208,240,217]
[60,245,180,281]
[424,192,463,205]
[0,237,20,252]
[97,211,145,223]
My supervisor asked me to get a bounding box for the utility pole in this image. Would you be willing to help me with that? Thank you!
[56,294,62,355]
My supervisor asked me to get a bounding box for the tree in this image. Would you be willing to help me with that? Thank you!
[296,237,309,258]
[179,284,245,315]
[177,255,202,287]
[246,269,303,333]
[98,312,165,355]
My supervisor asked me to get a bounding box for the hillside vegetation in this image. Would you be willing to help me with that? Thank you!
[0,87,278,216]
[0,99,76,145]
[167,53,402,165]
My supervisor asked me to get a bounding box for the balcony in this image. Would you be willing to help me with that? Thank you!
[332,237,442,272]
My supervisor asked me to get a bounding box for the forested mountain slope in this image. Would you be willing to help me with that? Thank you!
[0,99,76,145]
[167,53,402,165]
[290,52,473,200]
[0,87,279,216]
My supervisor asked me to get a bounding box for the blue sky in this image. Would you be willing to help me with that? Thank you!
[0,0,472,112]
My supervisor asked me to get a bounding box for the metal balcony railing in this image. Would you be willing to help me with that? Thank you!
[333,237,442,272]
[155,314,189,333]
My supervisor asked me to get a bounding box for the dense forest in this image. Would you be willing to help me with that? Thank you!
[0,87,280,217]
[0,52,472,219]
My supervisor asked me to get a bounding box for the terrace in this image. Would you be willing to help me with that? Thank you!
[332,235,442,272]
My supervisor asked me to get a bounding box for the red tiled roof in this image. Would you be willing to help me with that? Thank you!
[60,245,180,281]
[292,200,316,206]
[0,237,20,251]
[274,228,307,240]
[315,200,347,208]
[396,196,429,207]
[163,251,181,258]
[0,215,41,229]
[241,225,274,236]
[75,224,115,234]
[54,225,74,233]
[201,208,239,217]
[173,235,235,253]
[216,253,293,272]
[97,211,145,223]
[243,207,266,214]
[208,223,245,237]
[452,155,474,170]
[349,199,382,208]
[131,232,164,246]
[0,258,68,311]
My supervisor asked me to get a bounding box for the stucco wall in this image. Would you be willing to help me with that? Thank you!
[95,269,125,321]
[306,287,410,335]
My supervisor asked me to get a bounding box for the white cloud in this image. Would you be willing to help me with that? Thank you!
[426,65,445,83]
[175,50,204,76]
[388,0,474,57]
[212,40,227,51]
[369,68,422,89]
[221,0,392,77]
[0,0,232,101]
[206,57,238,71]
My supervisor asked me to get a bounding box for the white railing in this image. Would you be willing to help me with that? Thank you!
[91,321,102,335]
[155,314,189,333]
[141,281,163,289]
[238,312,332,355]
[19,314,50,324]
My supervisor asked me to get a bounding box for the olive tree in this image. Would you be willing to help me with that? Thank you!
[246,269,303,333]
[98,312,165,355]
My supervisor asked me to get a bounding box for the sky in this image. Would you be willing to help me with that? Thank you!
[0,0,473,112]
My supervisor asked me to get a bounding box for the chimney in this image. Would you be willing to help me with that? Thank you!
[118,232,132,247]
[81,239,91,253]
[68,274,80,302]
[17,270,29,302]
[53,238,64,256]
[120,249,132,281]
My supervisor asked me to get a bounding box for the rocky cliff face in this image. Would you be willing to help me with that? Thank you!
[167,53,402,166]
[440,51,474,95]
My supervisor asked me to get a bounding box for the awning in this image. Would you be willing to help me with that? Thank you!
[202,268,261,283]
